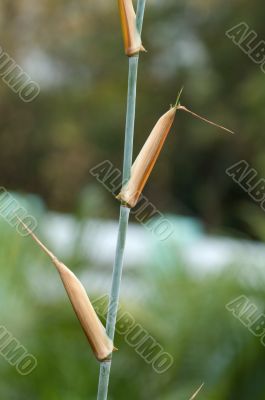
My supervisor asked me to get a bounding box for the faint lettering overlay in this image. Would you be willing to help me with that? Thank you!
[0,187,38,236]
[226,160,265,211]
[93,295,174,374]
[0,47,40,102]
[90,160,175,242]
[0,326,38,376]
[226,295,265,347]
[226,22,265,73]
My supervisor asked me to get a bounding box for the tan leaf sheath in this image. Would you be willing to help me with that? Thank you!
[18,218,115,361]
[118,0,145,56]
[118,106,177,207]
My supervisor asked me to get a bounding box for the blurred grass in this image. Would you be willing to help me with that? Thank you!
[1,206,265,399]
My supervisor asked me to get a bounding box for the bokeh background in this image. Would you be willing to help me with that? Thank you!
[1,0,265,398]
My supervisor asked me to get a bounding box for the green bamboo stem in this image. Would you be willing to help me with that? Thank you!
[97,1,146,399]
[122,55,139,184]
[97,206,129,400]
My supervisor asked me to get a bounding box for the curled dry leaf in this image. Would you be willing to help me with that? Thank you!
[118,0,145,56]
[18,218,115,362]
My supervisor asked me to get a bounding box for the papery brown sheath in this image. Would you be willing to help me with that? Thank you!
[118,106,177,207]
[118,0,145,56]
[117,102,234,208]
[18,218,115,362]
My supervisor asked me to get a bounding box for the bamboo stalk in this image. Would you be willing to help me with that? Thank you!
[97,1,146,399]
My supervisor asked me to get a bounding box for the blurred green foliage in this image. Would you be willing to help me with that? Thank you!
[1,214,265,399]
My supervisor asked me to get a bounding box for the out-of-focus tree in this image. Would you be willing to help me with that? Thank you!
[0,0,264,237]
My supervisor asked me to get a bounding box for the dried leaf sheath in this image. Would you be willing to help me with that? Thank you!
[55,262,114,361]
[118,106,177,207]
[118,0,145,56]
[18,219,114,362]
[118,100,234,208]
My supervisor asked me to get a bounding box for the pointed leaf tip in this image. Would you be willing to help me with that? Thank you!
[16,216,56,261]
[178,105,235,135]
[189,383,204,400]
[175,86,184,107]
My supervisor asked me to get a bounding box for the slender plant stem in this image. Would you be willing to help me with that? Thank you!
[97,2,146,399]
[122,56,139,184]
[97,206,129,400]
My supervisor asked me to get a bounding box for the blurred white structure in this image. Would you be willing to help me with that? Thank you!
[29,212,265,302]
